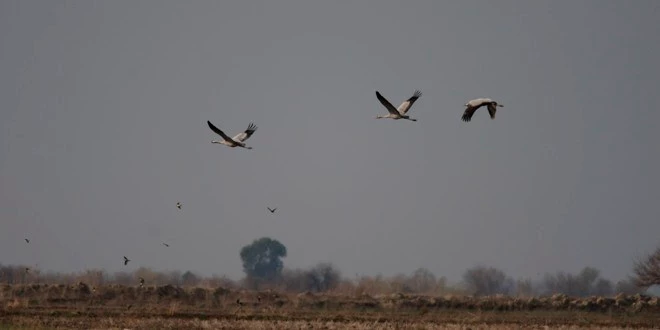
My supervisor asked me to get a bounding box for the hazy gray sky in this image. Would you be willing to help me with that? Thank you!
[1,0,659,283]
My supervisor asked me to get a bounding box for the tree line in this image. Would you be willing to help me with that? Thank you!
[2,236,658,297]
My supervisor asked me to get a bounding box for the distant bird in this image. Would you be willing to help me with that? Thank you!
[139,277,145,287]
[176,202,182,210]
[123,256,130,266]
[207,121,258,149]
[375,90,422,121]
[25,267,30,274]
[162,243,169,247]
[461,98,503,122]
[267,207,277,213]
[24,238,29,243]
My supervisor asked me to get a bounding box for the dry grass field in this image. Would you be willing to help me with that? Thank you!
[1,284,659,329]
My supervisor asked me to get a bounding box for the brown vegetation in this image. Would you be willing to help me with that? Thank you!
[0,284,659,329]
[1,283,659,314]
[1,254,656,328]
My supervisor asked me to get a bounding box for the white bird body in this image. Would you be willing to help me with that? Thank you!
[375,90,422,121]
[462,98,503,122]
[465,98,494,107]
[207,121,258,149]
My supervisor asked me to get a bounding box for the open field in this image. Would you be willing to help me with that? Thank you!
[1,284,659,329]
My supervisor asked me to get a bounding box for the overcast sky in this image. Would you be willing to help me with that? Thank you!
[1,0,659,283]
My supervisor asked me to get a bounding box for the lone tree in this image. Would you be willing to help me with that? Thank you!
[633,246,660,288]
[240,237,287,284]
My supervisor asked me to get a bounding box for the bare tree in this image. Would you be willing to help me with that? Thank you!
[515,278,534,297]
[614,278,645,295]
[463,266,513,296]
[633,246,660,288]
[542,267,606,297]
[592,278,613,296]
[406,268,437,293]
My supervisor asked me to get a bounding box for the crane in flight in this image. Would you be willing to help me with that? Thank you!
[461,98,503,122]
[207,121,258,149]
[375,90,422,122]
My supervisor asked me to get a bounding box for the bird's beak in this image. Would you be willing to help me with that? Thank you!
[499,104,504,107]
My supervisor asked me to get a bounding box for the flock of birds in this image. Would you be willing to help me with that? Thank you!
[206,92,503,150]
[18,92,503,283]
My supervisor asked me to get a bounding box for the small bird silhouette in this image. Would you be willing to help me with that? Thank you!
[267,207,277,213]
[123,256,130,265]
[24,238,30,243]
[162,243,170,247]
[139,277,145,287]
[25,267,30,274]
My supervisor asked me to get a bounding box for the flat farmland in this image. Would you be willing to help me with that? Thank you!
[1,284,659,329]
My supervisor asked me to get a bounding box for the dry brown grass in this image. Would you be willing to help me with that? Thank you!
[2,316,658,330]
[0,284,659,329]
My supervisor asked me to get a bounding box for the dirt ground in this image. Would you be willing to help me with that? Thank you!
[1,284,659,329]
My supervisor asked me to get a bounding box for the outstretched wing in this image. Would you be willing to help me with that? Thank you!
[207,121,234,142]
[462,104,483,122]
[487,103,497,119]
[233,122,257,142]
[375,91,400,115]
[397,90,422,114]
